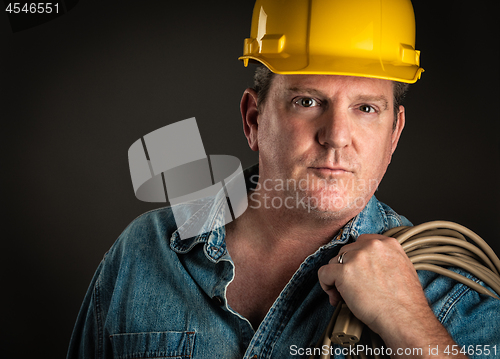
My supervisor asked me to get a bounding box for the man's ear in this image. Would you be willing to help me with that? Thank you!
[240,88,260,152]
[391,105,405,155]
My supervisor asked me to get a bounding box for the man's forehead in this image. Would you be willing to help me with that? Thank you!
[274,74,393,102]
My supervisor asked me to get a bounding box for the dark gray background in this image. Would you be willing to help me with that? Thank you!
[1,1,498,357]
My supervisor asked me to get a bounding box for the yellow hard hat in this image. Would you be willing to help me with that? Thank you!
[239,0,424,83]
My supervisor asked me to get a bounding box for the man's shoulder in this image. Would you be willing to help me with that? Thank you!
[97,205,193,283]
[351,196,412,237]
[108,196,217,259]
[121,206,177,240]
[104,206,178,259]
[375,199,413,228]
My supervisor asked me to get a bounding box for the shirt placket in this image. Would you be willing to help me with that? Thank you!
[241,242,344,359]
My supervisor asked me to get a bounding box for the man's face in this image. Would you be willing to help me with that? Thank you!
[252,74,404,219]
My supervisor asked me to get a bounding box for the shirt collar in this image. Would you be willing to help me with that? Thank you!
[170,164,390,260]
[169,187,228,261]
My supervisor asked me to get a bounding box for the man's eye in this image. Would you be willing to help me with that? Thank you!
[359,105,376,113]
[296,98,318,108]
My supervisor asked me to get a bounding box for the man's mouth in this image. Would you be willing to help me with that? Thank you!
[309,166,351,175]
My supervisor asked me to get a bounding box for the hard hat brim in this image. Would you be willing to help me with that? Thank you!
[239,55,424,84]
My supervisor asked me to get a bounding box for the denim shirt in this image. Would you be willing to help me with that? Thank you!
[67,165,500,359]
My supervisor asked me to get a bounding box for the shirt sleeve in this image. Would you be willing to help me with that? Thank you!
[421,268,500,358]
[440,286,500,357]
[66,260,106,359]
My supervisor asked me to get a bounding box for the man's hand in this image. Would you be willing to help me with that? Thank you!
[318,234,427,333]
[317,234,467,358]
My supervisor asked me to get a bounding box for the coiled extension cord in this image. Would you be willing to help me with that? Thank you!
[311,220,500,359]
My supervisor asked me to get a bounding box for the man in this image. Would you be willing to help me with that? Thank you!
[67,0,500,358]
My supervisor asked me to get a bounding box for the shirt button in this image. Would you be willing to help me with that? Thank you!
[212,296,224,306]
[251,356,258,359]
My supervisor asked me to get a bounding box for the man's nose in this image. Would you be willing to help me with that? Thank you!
[317,108,352,149]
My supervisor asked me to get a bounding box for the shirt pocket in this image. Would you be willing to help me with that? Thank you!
[109,331,196,359]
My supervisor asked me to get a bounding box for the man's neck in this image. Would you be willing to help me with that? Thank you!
[223,188,355,329]
[226,187,355,256]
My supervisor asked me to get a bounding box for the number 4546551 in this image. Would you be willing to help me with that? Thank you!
[5,3,60,14]
[444,345,498,356]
